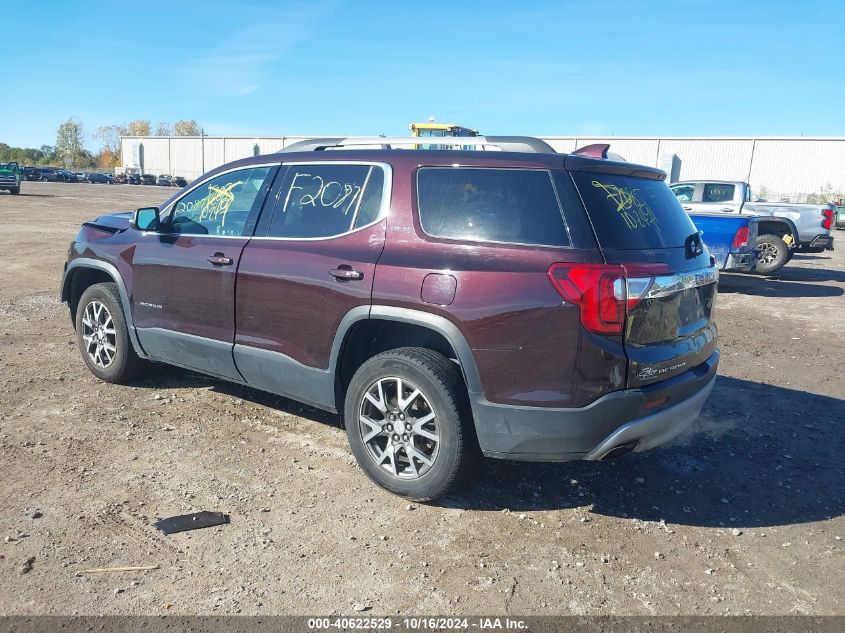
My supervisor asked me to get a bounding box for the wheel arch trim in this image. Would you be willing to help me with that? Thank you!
[330,306,484,396]
[62,258,147,358]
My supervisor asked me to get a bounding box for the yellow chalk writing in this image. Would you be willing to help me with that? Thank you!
[591,180,661,232]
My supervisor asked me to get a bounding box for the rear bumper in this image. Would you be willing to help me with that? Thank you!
[799,234,834,251]
[723,251,756,272]
[474,351,719,462]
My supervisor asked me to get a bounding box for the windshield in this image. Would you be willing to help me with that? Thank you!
[570,171,699,249]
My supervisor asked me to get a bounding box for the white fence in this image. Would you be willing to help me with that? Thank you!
[120,135,845,199]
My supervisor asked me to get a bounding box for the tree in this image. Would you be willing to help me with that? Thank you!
[173,119,201,136]
[56,117,85,168]
[154,122,171,136]
[97,148,121,169]
[94,125,122,156]
[125,119,151,136]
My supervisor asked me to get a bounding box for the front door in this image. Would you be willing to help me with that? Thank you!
[131,163,278,379]
[233,161,390,409]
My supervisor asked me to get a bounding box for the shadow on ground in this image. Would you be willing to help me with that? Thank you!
[135,367,845,529]
[719,268,845,297]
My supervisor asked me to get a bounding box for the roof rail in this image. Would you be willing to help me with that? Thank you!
[278,136,558,154]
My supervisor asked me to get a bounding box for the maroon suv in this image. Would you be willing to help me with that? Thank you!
[61,136,719,501]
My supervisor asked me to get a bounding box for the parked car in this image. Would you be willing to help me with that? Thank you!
[140,174,156,185]
[62,170,79,183]
[87,173,110,184]
[127,174,141,185]
[835,205,845,230]
[156,174,173,186]
[689,213,759,272]
[23,167,41,181]
[0,161,22,195]
[74,172,87,182]
[172,176,188,188]
[36,168,62,182]
[61,137,719,501]
[670,180,834,274]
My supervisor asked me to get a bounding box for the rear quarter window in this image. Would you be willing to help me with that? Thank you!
[703,183,735,203]
[416,167,570,247]
[571,171,699,249]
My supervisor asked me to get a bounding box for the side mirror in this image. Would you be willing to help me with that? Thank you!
[131,207,160,231]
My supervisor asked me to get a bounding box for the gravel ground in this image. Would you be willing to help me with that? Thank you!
[0,181,843,616]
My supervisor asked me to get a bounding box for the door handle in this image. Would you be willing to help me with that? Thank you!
[682,206,692,211]
[330,266,363,281]
[207,253,233,266]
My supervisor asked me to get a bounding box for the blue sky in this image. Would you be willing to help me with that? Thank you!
[2,0,844,149]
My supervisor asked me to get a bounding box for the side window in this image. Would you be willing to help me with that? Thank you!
[353,167,384,228]
[670,184,695,202]
[702,183,735,203]
[268,164,382,238]
[169,166,272,236]
[416,167,570,247]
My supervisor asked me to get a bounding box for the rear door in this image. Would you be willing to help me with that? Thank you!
[232,161,390,409]
[569,167,718,387]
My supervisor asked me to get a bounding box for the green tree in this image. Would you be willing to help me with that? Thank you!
[154,122,171,136]
[56,117,85,168]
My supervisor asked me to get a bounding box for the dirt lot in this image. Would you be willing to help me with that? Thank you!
[0,181,843,616]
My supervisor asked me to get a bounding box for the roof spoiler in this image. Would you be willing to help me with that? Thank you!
[572,143,628,162]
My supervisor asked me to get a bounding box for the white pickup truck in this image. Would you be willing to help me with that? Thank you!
[670,180,835,274]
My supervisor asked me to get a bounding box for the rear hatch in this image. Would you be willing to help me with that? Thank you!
[567,161,718,388]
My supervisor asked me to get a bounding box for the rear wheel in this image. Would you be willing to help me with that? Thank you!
[344,347,476,501]
[754,234,789,274]
[10,186,19,195]
[75,282,146,383]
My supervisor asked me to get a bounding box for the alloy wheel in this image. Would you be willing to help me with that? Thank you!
[358,377,440,479]
[758,242,778,264]
[81,300,117,368]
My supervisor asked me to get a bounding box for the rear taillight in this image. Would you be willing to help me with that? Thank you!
[732,226,750,248]
[547,264,664,335]
[822,208,833,230]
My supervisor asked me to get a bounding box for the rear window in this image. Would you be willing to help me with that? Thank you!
[571,171,698,249]
[416,167,570,247]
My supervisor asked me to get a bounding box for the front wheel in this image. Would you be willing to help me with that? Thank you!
[75,282,147,383]
[754,234,789,274]
[344,348,477,501]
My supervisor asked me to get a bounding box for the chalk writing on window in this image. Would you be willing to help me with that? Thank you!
[175,180,243,228]
[283,172,363,215]
[591,180,661,232]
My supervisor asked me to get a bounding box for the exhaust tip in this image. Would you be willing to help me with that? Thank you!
[598,441,638,461]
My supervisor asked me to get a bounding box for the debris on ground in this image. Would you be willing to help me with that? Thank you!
[20,557,35,575]
[154,512,229,534]
[79,565,159,574]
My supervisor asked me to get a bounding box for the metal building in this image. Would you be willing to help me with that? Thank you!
[120,135,845,202]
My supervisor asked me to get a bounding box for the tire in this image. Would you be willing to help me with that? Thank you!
[75,282,146,383]
[344,347,477,501]
[41,176,48,182]
[754,234,789,274]
[10,186,19,195]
